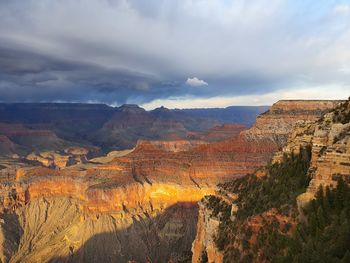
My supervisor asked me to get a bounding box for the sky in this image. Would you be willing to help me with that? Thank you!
[0,0,349,109]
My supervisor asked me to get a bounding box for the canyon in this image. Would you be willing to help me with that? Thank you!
[192,98,350,263]
[0,103,268,154]
[0,100,342,263]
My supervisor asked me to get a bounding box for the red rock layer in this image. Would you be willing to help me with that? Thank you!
[187,124,246,142]
[108,100,338,187]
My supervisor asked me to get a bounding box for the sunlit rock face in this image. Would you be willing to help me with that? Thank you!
[0,100,342,263]
[25,147,92,169]
[242,100,341,147]
[0,155,217,263]
[268,99,350,207]
[293,100,350,208]
[134,139,207,153]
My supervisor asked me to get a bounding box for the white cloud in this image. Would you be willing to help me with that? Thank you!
[185,77,208,87]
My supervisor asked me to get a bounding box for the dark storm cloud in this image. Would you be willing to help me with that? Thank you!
[0,43,186,104]
[0,40,280,104]
[0,0,349,105]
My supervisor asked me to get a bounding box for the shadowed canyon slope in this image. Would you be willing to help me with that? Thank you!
[0,100,342,263]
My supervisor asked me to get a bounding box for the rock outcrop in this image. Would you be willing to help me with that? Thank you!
[296,100,350,207]
[0,123,66,155]
[242,100,341,147]
[190,98,349,263]
[135,140,207,153]
[192,200,224,263]
[25,147,93,169]
[0,100,343,263]
[270,99,350,207]
[112,100,339,186]
[187,124,246,142]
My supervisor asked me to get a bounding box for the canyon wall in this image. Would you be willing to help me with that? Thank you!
[191,99,349,263]
[0,100,342,263]
[243,100,341,147]
[0,103,266,154]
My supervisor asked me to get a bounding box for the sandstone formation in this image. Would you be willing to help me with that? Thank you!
[186,124,246,142]
[0,166,215,262]
[190,99,349,263]
[191,199,224,263]
[270,99,350,207]
[0,100,342,263]
[109,100,338,187]
[134,140,207,153]
[243,100,341,147]
[26,146,93,169]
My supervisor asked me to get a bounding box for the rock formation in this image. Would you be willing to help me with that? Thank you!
[186,124,246,142]
[243,100,340,147]
[0,100,342,263]
[0,103,266,154]
[25,147,94,169]
[190,99,349,263]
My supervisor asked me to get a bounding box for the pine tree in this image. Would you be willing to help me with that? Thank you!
[325,186,334,209]
[335,177,346,211]
[316,206,326,230]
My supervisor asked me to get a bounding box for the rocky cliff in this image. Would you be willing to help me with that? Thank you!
[243,100,340,147]
[112,100,338,186]
[0,100,342,263]
[191,98,349,263]
[0,160,216,262]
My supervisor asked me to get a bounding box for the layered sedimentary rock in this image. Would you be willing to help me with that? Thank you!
[243,100,340,147]
[296,100,350,206]
[26,147,93,169]
[191,99,349,263]
[0,167,214,262]
[113,137,278,187]
[187,124,246,142]
[0,100,342,263]
[270,99,350,206]
[111,100,338,187]
[135,140,206,153]
[0,103,266,155]
[0,123,66,155]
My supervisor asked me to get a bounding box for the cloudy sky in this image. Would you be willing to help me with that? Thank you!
[0,0,349,108]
